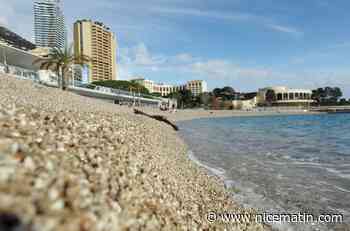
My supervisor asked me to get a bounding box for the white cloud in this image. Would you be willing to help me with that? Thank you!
[174,53,194,63]
[118,43,167,79]
[0,0,33,41]
[149,6,303,36]
[149,7,258,22]
[118,43,350,96]
[132,43,166,66]
[0,1,13,27]
[119,43,272,81]
[191,60,235,78]
[119,43,167,72]
[0,16,8,26]
[267,24,303,36]
[190,60,271,80]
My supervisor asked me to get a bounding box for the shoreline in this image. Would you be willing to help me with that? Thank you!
[140,107,324,122]
[178,111,350,231]
[0,75,268,230]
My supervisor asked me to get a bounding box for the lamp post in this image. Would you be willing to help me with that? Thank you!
[139,89,141,107]
[129,86,136,107]
[2,46,9,74]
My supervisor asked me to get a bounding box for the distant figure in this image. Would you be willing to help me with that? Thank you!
[4,65,9,74]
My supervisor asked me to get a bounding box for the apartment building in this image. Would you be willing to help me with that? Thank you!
[34,0,67,49]
[74,19,117,83]
[132,78,207,97]
[132,78,154,93]
[186,80,208,97]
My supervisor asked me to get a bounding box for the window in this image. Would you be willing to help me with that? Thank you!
[289,93,294,100]
[277,93,283,101]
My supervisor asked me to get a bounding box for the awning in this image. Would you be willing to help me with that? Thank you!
[0,44,43,71]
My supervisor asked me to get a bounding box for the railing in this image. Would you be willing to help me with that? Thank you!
[255,106,310,112]
[0,65,163,104]
[72,80,163,101]
[0,63,39,82]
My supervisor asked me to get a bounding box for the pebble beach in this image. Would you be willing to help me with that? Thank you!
[0,75,268,231]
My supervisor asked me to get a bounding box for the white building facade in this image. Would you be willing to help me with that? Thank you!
[257,86,314,105]
[132,78,208,97]
[34,0,67,49]
[186,80,208,96]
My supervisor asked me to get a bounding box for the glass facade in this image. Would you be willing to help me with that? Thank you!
[34,0,67,49]
[0,62,39,81]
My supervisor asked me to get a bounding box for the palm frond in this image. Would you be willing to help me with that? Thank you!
[72,54,91,65]
[40,61,59,71]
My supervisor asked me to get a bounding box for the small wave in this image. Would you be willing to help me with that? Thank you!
[187,150,226,178]
[187,149,333,231]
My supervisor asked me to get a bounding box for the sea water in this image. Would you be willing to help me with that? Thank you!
[178,114,350,231]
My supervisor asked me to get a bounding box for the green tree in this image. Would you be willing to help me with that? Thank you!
[333,87,342,101]
[312,87,343,104]
[182,89,193,108]
[339,98,347,105]
[265,89,276,106]
[222,86,235,95]
[151,92,162,97]
[213,88,222,97]
[34,45,90,90]
[312,88,325,103]
[212,86,236,100]
[199,92,212,106]
[167,91,180,99]
[92,80,150,94]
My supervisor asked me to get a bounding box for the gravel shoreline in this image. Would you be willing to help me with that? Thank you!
[140,108,323,122]
[0,75,268,231]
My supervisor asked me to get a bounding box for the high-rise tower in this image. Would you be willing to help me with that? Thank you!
[74,20,117,82]
[34,0,67,49]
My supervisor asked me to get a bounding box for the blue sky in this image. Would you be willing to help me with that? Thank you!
[1,0,350,97]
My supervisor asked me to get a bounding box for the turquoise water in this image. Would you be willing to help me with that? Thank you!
[178,114,350,231]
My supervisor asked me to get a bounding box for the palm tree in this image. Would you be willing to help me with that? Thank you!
[34,45,90,90]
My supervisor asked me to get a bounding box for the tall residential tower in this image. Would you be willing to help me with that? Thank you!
[74,20,117,82]
[34,0,67,49]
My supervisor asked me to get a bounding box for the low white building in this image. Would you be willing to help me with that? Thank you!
[131,78,208,97]
[132,78,155,93]
[257,86,314,105]
[232,97,258,110]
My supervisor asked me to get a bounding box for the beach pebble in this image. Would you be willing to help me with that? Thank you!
[23,157,35,170]
[51,200,64,211]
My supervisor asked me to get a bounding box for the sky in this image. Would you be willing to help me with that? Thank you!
[1,0,350,97]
